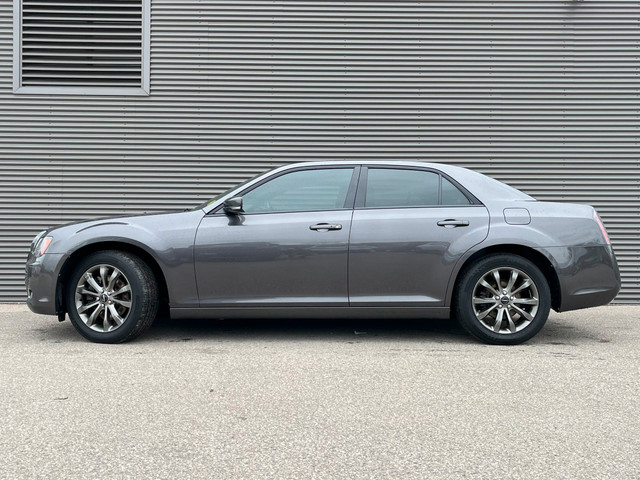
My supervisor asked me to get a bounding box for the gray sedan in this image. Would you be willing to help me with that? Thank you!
[25,161,620,344]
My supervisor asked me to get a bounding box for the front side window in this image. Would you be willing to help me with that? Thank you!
[14,0,149,95]
[365,168,471,208]
[241,168,355,214]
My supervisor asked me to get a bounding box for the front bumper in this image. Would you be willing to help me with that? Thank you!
[539,245,621,312]
[25,253,66,315]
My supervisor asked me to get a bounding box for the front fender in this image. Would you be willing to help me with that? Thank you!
[48,210,204,309]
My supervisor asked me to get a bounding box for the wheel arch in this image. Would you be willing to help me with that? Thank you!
[56,241,170,317]
[449,244,561,312]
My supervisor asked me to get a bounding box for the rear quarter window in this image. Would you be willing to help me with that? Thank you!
[441,177,471,206]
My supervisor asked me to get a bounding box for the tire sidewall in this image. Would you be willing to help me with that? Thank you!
[66,251,149,343]
[456,254,551,345]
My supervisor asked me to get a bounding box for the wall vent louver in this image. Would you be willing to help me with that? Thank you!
[20,0,143,88]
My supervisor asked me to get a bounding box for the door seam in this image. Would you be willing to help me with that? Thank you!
[346,209,355,307]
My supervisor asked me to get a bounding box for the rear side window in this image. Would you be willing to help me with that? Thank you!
[365,168,471,208]
[366,169,439,208]
[242,168,354,213]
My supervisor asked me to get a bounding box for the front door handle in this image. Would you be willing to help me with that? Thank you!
[309,223,342,231]
[437,219,469,228]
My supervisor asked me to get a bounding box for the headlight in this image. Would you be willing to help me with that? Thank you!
[31,231,53,256]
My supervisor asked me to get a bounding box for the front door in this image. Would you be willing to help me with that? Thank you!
[348,166,490,306]
[194,167,358,307]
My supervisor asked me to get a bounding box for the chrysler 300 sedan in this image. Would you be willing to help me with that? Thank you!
[26,162,620,344]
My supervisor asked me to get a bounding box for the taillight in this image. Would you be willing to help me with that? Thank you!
[594,212,611,245]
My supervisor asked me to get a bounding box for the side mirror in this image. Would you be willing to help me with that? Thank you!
[223,196,243,214]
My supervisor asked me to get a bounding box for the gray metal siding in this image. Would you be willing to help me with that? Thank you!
[0,0,638,303]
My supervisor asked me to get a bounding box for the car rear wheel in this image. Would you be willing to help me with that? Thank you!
[66,250,159,343]
[454,254,551,345]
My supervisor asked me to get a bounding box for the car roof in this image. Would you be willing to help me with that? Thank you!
[283,160,449,169]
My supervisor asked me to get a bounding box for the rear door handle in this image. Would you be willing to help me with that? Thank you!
[437,219,469,228]
[309,223,342,231]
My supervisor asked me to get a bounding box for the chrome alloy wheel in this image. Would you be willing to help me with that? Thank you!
[75,264,133,333]
[471,267,539,334]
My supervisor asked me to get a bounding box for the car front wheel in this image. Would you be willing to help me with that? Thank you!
[454,254,551,345]
[66,250,159,343]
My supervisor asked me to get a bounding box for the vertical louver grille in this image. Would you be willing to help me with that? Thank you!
[20,0,143,88]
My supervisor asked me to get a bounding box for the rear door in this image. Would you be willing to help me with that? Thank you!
[348,166,490,307]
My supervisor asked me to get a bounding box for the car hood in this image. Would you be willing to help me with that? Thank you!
[44,210,189,236]
[39,208,207,258]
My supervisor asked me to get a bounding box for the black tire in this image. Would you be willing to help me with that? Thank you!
[66,250,159,343]
[454,254,551,345]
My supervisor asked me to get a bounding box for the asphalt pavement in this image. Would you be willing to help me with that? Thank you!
[1,304,638,480]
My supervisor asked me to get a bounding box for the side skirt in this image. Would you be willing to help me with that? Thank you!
[170,306,451,320]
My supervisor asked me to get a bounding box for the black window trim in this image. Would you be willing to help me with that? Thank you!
[209,165,361,216]
[354,165,483,210]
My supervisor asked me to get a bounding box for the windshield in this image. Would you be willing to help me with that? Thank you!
[193,170,269,210]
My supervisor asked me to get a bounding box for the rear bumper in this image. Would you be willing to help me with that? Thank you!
[25,253,65,316]
[538,245,621,313]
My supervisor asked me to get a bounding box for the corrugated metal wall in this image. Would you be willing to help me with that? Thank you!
[0,0,638,303]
